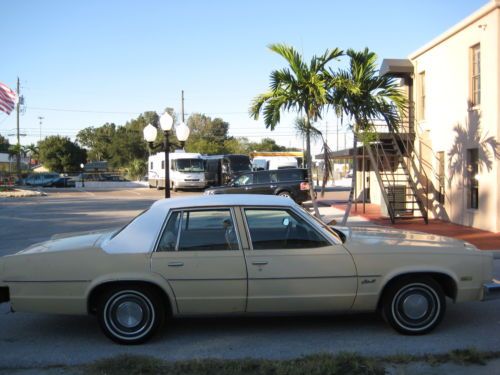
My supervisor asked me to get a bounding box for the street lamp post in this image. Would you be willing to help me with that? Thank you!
[80,163,85,188]
[143,112,187,199]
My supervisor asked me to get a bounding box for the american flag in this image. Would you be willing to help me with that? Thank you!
[0,82,18,115]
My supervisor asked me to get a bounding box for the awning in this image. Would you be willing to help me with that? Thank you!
[380,59,414,77]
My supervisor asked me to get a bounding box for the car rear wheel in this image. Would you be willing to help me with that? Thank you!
[382,276,445,335]
[97,286,165,344]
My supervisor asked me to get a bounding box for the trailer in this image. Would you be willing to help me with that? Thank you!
[204,154,251,186]
[148,151,206,191]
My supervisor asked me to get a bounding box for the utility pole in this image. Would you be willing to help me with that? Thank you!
[38,116,44,143]
[181,90,185,123]
[16,77,21,176]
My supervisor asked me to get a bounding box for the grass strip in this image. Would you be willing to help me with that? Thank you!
[85,352,385,375]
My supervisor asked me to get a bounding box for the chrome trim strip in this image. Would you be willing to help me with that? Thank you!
[250,275,357,280]
[482,280,500,301]
[3,280,90,283]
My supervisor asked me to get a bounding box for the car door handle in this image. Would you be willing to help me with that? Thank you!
[251,260,269,266]
[270,185,277,188]
[168,261,184,267]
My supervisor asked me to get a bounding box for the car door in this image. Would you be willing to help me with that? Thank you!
[252,172,274,194]
[151,208,247,314]
[241,207,357,313]
[231,173,254,194]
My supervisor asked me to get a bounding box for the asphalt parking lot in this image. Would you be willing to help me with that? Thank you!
[0,188,499,369]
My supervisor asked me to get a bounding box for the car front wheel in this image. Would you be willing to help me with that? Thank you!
[97,287,165,344]
[382,276,445,335]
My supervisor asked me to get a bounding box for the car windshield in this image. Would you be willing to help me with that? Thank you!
[298,206,346,243]
[174,159,204,172]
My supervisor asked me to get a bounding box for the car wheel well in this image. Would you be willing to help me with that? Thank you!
[87,281,172,317]
[377,272,457,310]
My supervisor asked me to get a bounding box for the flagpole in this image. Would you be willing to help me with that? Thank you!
[16,77,21,177]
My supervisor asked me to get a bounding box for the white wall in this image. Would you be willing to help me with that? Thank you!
[410,2,500,232]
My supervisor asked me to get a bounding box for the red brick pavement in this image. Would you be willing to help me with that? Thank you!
[332,203,500,250]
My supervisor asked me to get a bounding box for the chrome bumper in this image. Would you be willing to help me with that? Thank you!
[482,279,500,301]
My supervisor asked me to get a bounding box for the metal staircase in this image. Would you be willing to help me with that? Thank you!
[364,124,429,224]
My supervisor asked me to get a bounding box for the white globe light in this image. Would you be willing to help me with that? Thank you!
[159,112,174,132]
[143,123,158,142]
[176,122,190,142]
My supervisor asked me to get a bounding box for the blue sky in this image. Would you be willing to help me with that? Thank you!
[1,0,489,152]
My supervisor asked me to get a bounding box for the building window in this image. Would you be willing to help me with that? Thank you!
[470,44,481,106]
[467,148,479,209]
[418,71,425,121]
[161,160,165,170]
[437,151,445,204]
[150,161,153,169]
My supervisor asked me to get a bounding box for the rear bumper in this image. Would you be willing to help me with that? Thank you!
[0,287,9,303]
[482,280,500,301]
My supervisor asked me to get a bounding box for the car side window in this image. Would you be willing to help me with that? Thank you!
[177,209,239,251]
[244,209,330,250]
[277,170,302,181]
[236,174,253,186]
[157,211,181,251]
[255,173,270,184]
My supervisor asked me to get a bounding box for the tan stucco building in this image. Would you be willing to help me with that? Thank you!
[353,0,500,232]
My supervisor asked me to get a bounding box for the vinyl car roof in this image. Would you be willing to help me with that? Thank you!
[102,194,297,254]
[150,194,296,211]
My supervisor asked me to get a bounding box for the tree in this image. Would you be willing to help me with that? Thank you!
[250,43,343,217]
[0,135,9,153]
[331,48,407,224]
[38,136,87,173]
[185,113,230,154]
[23,144,39,169]
[127,158,147,181]
[76,123,117,161]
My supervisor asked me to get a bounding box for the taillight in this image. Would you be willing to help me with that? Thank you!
[300,182,309,190]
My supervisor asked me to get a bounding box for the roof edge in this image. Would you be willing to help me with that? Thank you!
[409,0,500,60]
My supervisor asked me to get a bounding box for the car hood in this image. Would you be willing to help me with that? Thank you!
[336,225,478,254]
[13,229,117,255]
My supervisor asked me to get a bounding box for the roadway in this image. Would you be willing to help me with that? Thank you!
[0,188,498,369]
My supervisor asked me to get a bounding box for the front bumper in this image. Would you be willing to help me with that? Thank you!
[177,181,206,189]
[482,279,500,301]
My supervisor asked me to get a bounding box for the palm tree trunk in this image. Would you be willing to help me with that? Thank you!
[306,123,321,218]
[341,131,357,225]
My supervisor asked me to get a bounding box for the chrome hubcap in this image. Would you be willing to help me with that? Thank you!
[402,294,429,320]
[116,301,144,328]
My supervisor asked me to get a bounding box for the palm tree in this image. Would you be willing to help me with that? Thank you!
[250,43,343,217]
[330,48,407,224]
[24,144,39,170]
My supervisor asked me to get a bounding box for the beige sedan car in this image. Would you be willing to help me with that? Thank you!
[0,195,498,344]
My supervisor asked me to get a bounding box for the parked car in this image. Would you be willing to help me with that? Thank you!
[204,168,310,204]
[0,195,498,344]
[24,173,60,187]
[49,177,76,188]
